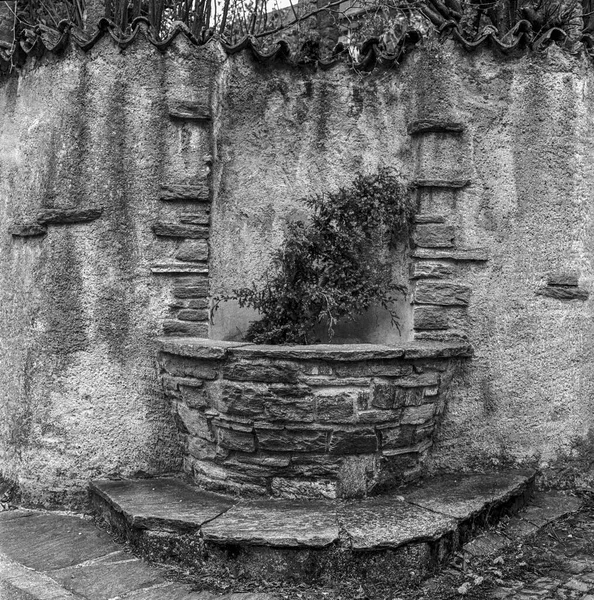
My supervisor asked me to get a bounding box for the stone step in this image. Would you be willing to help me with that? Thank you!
[90,470,535,587]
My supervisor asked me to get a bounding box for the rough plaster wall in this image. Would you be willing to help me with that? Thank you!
[3,37,594,502]
[210,56,415,344]
[0,38,204,505]
[212,44,594,480]
[423,46,594,479]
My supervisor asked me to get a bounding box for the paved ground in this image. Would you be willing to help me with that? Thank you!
[0,508,270,600]
[0,492,593,600]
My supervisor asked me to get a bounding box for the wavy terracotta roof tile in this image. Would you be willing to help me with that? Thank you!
[0,15,587,74]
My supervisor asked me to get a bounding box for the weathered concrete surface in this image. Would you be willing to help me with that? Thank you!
[0,36,222,505]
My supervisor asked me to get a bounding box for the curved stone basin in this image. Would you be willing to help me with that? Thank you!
[157,338,473,499]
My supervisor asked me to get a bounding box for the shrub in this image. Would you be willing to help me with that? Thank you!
[221,168,413,345]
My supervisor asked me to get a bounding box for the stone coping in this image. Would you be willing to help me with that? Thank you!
[157,337,474,361]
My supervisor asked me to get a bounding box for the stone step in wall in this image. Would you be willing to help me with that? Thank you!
[150,48,215,337]
[157,338,473,499]
[409,118,488,342]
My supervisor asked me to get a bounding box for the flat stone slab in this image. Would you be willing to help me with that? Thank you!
[520,491,582,527]
[158,338,249,359]
[0,512,120,571]
[49,552,163,600]
[0,509,37,522]
[464,491,582,558]
[0,554,78,599]
[405,471,534,519]
[339,496,458,550]
[91,478,235,531]
[157,338,473,361]
[202,499,339,547]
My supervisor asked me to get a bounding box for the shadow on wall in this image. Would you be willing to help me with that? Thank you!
[210,237,413,345]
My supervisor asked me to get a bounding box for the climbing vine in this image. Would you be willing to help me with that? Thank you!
[218,169,413,345]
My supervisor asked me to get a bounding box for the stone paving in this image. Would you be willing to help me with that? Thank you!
[418,492,594,600]
[1,492,593,600]
[0,508,271,600]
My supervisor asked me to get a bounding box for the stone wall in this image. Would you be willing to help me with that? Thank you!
[158,338,471,498]
[2,31,594,503]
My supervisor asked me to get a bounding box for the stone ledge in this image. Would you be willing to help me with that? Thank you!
[407,120,466,135]
[160,183,210,202]
[150,263,209,274]
[152,222,209,239]
[89,470,535,584]
[168,100,211,121]
[536,285,589,301]
[36,207,103,225]
[9,223,47,237]
[156,338,474,361]
[414,214,446,224]
[412,248,489,261]
[10,207,103,237]
[413,179,470,189]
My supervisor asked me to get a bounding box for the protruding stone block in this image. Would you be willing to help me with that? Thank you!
[169,100,211,121]
[414,306,450,330]
[536,286,589,301]
[412,248,488,262]
[151,263,208,274]
[328,429,377,454]
[163,320,209,336]
[160,183,210,202]
[177,309,209,321]
[414,214,446,224]
[172,277,209,298]
[414,282,471,306]
[180,210,210,225]
[407,119,466,135]
[414,179,470,189]
[37,207,103,225]
[414,224,455,248]
[547,274,578,287]
[153,222,209,239]
[411,261,455,279]
[9,222,47,237]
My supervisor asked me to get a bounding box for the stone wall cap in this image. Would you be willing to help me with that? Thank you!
[157,337,250,359]
[157,337,473,360]
[0,15,584,76]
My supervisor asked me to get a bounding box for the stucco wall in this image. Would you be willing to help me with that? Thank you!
[0,34,222,505]
[2,34,594,503]
[210,43,594,485]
